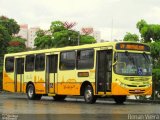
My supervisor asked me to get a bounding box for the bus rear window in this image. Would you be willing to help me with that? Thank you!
[5,57,14,72]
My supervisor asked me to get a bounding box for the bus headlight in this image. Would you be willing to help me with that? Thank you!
[116,79,127,88]
[120,83,127,88]
[146,84,151,87]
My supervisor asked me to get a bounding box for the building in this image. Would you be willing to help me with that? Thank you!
[17,24,28,40]
[16,24,40,48]
[16,24,28,45]
[92,31,101,43]
[27,27,40,48]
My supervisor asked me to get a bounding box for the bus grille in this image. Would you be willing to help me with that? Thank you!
[127,85,147,87]
[124,77,150,82]
[129,90,145,94]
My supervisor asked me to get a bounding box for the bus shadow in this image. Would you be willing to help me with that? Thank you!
[4,94,147,106]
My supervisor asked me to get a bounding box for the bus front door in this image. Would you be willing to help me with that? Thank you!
[96,50,112,93]
[15,58,24,92]
[46,55,58,94]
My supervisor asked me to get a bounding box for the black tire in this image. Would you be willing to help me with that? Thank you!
[27,84,42,100]
[113,95,126,104]
[84,85,97,104]
[156,91,160,99]
[53,95,66,101]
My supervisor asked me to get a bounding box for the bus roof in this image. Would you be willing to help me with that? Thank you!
[4,41,149,57]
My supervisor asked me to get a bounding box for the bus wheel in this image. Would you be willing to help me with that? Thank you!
[53,95,66,101]
[84,85,97,104]
[113,95,126,104]
[27,84,41,100]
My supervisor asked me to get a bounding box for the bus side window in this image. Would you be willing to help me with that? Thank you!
[35,54,45,71]
[5,57,14,72]
[77,49,94,69]
[60,51,76,70]
[25,55,35,72]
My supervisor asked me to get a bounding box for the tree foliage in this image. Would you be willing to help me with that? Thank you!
[137,19,160,42]
[0,16,22,89]
[7,36,26,53]
[0,16,22,54]
[123,32,139,42]
[36,29,45,37]
[80,35,96,44]
[35,21,96,49]
[34,34,53,49]
[0,16,20,35]
[53,30,80,47]
[136,19,147,32]
[50,21,66,33]
[148,42,160,68]
[0,25,11,55]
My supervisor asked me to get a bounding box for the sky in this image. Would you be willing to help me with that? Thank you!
[0,0,160,41]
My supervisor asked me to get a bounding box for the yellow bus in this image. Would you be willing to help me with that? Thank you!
[3,42,152,104]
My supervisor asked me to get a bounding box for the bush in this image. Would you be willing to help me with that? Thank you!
[152,69,160,91]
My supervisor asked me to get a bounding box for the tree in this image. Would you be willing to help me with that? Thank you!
[50,21,66,33]
[7,36,26,53]
[36,29,45,37]
[0,25,10,89]
[136,19,160,42]
[34,29,54,49]
[35,20,97,49]
[0,16,20,35]
[50,21,96,47]
[148,42,160,68]
[53,30,79,47]
[53,30,96,47]
[0,16,20,89]
[135,19,160,99]
[0,25,11,55]
[123,32,139,42]
[136,19,147,32]
[34,35,53,49]
[80,35,96,44]
[63,21,76,29]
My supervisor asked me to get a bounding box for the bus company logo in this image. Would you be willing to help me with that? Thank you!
[128,114,160,120]
[2,113,18,120]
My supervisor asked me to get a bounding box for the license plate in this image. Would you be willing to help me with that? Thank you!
[135,89,141,92]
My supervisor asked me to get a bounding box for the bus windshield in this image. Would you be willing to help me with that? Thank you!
[114,52,152,76]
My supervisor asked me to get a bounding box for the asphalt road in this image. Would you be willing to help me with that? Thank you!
[0,92,160,120]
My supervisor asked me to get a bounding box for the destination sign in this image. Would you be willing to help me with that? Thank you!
[116,43,150,51]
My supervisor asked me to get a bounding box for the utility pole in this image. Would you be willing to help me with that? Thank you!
[78,31,80,46]
[111,18,113,41]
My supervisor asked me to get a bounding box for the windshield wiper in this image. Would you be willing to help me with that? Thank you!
[125,51,135,65]
[143,52,150,63]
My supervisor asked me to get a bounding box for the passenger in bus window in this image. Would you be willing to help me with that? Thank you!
[127,62,133,69]
[126,62,135,74]
[60,63,66,70]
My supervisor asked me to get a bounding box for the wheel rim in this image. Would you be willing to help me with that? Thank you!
[85,89,92,101]
[28,87,33,98]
